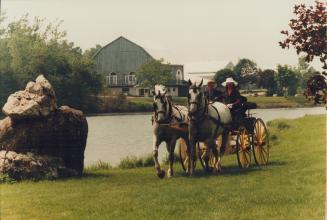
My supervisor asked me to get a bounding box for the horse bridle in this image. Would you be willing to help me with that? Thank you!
[188,92,208,122]
[153,96,172,124]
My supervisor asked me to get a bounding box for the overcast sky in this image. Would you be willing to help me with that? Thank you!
[2,0,322,73]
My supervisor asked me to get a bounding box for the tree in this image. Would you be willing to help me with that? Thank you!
[84,44,102,59]
[276,65,299,96]
[224,61,234,70]
[295,56,317,89]
[135,59,173,89]
[257,69,277,96]
[233,58,258,87]
[279,1,327,70]
[214,68,237,87]
[0,15,103,113]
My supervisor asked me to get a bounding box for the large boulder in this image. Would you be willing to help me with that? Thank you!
[0,75,88,180]
[0,151,77,181]
[0,106,88,174]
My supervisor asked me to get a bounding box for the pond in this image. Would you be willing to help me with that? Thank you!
[85,107,325,166]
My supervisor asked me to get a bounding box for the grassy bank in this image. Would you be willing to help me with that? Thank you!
[128,95,315,109]
[1,115,325,219]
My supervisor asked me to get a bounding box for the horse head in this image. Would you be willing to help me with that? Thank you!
[187,79,204,116]
[152,89,169,123]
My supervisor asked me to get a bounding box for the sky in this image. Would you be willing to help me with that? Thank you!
[1,0,323,74]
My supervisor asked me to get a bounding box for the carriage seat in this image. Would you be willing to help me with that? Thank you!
[243,102,257,110]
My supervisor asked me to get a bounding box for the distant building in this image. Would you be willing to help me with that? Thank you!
[93,36,187,96]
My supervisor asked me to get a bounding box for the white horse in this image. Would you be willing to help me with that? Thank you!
[187,79,232,174]
[152,90,190,178]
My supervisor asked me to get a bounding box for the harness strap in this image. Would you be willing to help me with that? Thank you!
[172,105,184,122]
[208,104,222,137]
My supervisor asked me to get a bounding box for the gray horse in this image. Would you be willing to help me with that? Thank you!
[152,90,190,178]
[187,79,232,174]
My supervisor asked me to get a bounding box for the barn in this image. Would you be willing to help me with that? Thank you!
[93,36,187,96]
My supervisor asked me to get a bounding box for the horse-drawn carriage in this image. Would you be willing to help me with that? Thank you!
[151,79,270,178]
[177,97,269,171]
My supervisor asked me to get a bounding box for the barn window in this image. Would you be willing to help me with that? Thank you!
[125,72,136,85]
[176,69,182,84]
[108,72,117,86]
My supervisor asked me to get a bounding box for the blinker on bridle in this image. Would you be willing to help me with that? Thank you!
[153,96,170,123]
[188,87,203,115]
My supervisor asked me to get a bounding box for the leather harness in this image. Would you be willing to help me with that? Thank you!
[188,95,223,138]
[152,97,186,126]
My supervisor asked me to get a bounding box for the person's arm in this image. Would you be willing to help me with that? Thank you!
[227,90,241,108]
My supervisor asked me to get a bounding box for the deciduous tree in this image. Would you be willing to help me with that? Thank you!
[279,1,327,70]
[257,69,277,96]
[276,65,299,96]
[136,59,173,89]
[0,15,103,113]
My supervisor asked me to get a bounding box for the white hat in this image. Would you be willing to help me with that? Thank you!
[222,77,238,86]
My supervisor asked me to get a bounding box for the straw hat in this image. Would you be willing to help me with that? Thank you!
[221,77,238,86]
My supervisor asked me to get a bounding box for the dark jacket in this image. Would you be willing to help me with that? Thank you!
[223,89,241,105]
[206,89,223,102]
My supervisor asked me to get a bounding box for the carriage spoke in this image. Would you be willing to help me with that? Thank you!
[243,152,249,165]
[183,157,189,167]
[261,133,267,142]
[261,146,268,154]
[260,149,267,164]
[260,145,268,164]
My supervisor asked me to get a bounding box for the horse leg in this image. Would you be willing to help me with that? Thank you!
[189,136,196,176]
[183,137,192,174]
[208,137,219,173]
[217,130,229,172]
[153,135,165,178]
[203,141,211,172]
[220,130,229,156]
[167,138,176,178]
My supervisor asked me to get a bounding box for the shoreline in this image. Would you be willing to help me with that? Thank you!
[1,105,324,119]
[85,106,324,117]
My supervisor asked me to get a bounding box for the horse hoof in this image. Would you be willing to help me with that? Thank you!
[157,170,165,179]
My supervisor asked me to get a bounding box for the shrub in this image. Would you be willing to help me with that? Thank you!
[86,160,112,171]
[0,173,17,184]
[118,156,144,169]
[277,121,291,130]
[142,154,155,167]
[118,154,155,169]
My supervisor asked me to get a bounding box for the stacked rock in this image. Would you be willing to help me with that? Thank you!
[0,75,88,180]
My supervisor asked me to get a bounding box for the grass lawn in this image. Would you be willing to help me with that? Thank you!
[247,96,314,108]
[1,115,325,220]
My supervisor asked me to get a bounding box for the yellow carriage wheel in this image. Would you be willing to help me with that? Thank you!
[252,118,269,166]
[236,126,252,168]
[177,138,196,171]
[197,139,220,171]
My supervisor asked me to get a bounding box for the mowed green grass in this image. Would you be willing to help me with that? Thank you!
[1,115,325,220]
